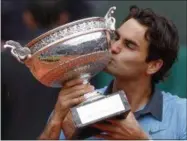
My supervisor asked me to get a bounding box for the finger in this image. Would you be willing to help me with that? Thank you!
[95,132,125,140]
[127,111,136,120]
[59,84,88,96]
[57,85,94,109]
[59,84,94,97]
[106,119,121,126]
[106,112,135,125]
[63,78,84,88]
[94,134,113,140]
[69,95,85,107]
[57,96,85,110]
[98,131,125,139]
[65,85,95,99]
[92,123,118,133]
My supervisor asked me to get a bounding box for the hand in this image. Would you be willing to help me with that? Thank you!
[54,78,95,122]
[38,78,95,139]
[93,112,149,140]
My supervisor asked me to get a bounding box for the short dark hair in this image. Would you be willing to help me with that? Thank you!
[123,5,179,84]
[26,0,91,28]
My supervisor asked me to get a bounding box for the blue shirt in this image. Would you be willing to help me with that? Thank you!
[59,83,187,140]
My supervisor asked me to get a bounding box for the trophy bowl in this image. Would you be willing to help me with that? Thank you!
[4,7,117,88]
[4,6,131,139]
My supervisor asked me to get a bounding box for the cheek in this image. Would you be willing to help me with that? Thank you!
[120,52,148,73]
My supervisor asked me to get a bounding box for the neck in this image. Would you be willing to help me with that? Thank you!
[112,77,153,112]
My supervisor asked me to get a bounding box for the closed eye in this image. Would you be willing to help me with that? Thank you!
[124,39,138,50]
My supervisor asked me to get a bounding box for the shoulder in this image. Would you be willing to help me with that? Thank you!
[161,91,186,139]
[162,91,186,107]
[162,91,186,114]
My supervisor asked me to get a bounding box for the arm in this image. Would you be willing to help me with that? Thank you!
[38,78,95,139]
[38,110,62,139]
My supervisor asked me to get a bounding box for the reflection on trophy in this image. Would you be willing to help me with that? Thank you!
[4,6,130,139]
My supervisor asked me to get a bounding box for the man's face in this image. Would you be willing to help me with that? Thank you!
[105,18,150,80]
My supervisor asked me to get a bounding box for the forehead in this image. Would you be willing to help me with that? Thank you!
[118,18,149,47]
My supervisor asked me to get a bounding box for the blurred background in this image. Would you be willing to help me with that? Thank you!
[1,0,186,139]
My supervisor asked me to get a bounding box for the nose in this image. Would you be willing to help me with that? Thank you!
[109,40,122,54]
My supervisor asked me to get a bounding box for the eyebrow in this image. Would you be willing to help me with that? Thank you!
[116,30,140,47]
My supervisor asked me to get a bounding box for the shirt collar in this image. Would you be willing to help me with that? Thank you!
[103,80,163,121]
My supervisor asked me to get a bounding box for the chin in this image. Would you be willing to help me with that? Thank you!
[103,65,111,72]
[103,65,116,75]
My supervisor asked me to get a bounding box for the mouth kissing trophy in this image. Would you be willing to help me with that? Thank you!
[4,6,130,139]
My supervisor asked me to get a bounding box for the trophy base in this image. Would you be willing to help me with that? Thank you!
[62,91,130,139]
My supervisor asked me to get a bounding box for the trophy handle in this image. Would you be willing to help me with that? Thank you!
[4,40,32,63]
[104,6,116,31]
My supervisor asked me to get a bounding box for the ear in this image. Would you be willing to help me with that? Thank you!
[146,59,163,75]
[23,10,37,30]
[57,11,70,26]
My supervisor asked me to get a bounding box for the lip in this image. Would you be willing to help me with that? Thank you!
[109,58,115,64]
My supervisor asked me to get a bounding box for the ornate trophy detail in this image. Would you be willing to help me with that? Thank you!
[4,6,130,139]
[4,40,31,63]
[105,6,116,30]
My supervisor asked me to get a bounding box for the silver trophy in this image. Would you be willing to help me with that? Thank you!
[4,7,130,139]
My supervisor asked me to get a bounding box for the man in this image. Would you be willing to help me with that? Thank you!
[38,5,186,139]
[1,0,91,139]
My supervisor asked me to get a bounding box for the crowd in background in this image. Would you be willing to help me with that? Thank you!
[1,0,93,139]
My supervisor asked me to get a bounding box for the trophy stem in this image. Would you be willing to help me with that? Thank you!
[79,73,105,105]
[80,73,91,85]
